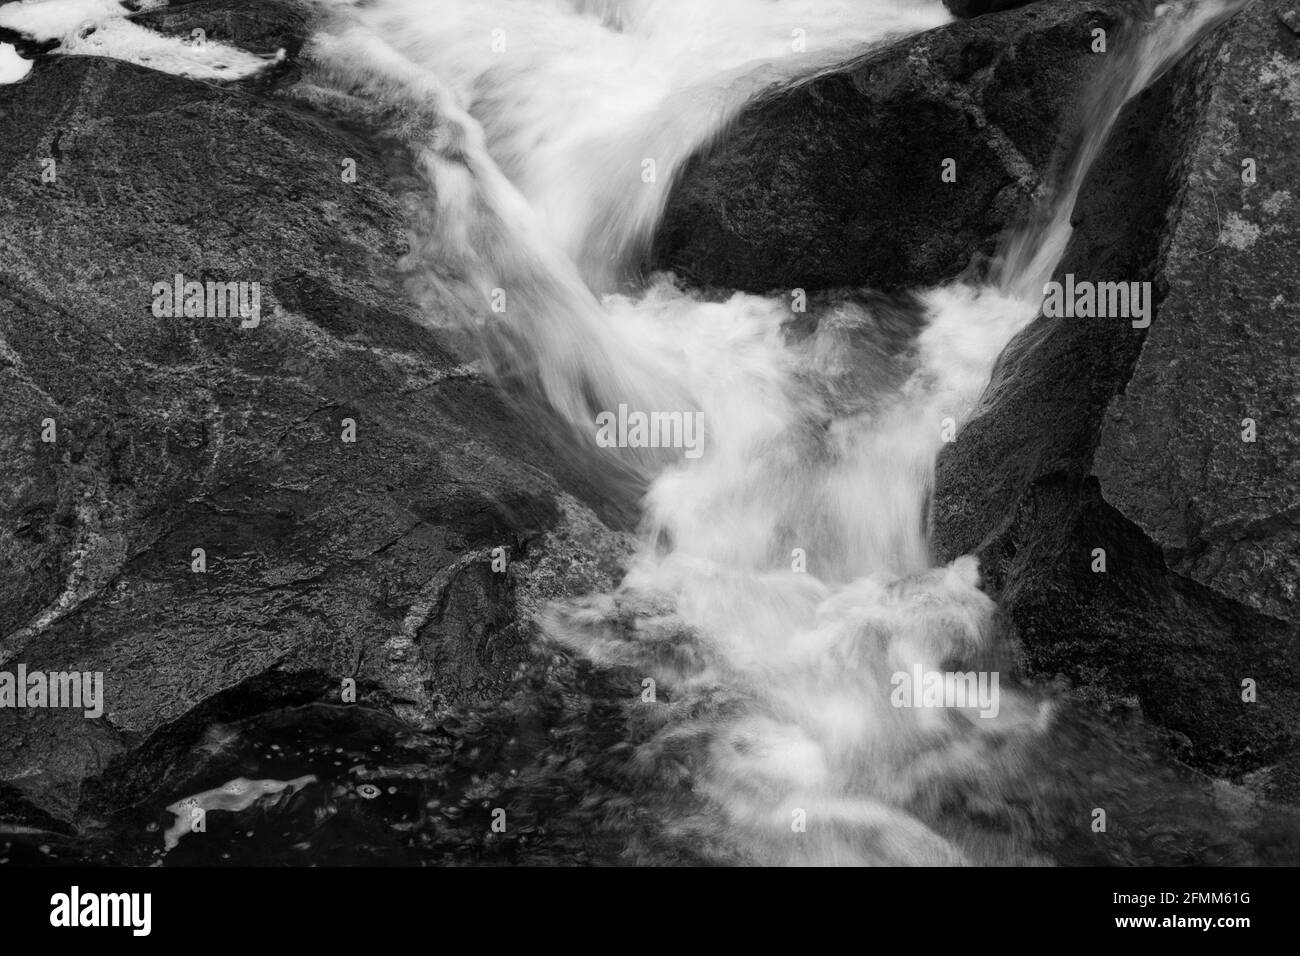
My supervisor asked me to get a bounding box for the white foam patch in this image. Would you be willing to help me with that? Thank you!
[163,775,317,850]
[0,0,165,41]
[0,0,284,80]
[0,43,33,84]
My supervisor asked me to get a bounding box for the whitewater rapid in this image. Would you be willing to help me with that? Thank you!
[0,0,1247,864]
[293,0,1240,864]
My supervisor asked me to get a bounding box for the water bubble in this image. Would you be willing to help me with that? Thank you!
[357,784,382,800]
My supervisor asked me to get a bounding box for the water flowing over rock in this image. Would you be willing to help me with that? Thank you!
[0,0,1295,867]
[933,0,1300,781]
[652,0,1130,293]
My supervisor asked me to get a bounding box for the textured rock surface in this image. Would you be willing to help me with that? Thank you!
[2,0,1296,858]
[933,0,1300,776]
[652,0,1128,294]
[0,1,629,821]
[944,0,1040,18]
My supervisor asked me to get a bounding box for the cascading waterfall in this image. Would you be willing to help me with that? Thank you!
[296,0,1244,864]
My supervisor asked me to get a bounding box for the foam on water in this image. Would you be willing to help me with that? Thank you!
[0,42,33,83]
[163,775,317,850]
[0,0,283,80]
[297,0,1243,864]
[1,0,1247,863]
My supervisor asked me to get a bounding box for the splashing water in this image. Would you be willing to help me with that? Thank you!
[293,0,1249,864]
[298,0,952,479]
[0,0,1248,863]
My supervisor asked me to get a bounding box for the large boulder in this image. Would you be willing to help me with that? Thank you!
[944,0,1041,18]
[652,0,1129,293]
[933,0,1300,779]
[0,0,628,822]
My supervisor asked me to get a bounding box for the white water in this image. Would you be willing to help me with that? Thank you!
[1,0,1243,863]
[296,0,1242,864]
[0,0,282,81]
[0,42,33,83]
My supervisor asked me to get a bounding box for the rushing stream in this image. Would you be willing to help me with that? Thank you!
[4,0,1293,867]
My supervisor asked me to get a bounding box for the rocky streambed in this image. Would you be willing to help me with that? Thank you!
[1,0,1297,866]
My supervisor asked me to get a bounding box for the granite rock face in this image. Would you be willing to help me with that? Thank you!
[652,0,1128,293]
[933,0,1300,777]
[1,0,1296,850]
[0,0,629,823]
[944,0,1041,18]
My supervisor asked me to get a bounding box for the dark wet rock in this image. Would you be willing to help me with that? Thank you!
[132,0,312,57]
[652,0,1129,294]
[2,0,1295,863]
[0,26,58,60]
[944,0,1040,19]
[933,0,1300,777]
[0,781,75,835]
[0,2,630,823]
